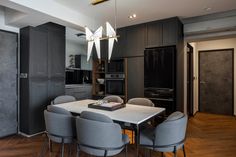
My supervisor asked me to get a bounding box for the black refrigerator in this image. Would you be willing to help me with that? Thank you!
[144,46,176,115]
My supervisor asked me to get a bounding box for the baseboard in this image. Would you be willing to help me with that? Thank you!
[18,131,45,138]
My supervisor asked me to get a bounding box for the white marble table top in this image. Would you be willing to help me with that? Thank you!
[54,99,165,125]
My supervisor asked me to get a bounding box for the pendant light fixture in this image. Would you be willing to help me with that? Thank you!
[85,0,118,63]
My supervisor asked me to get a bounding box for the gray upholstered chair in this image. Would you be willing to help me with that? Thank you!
[76,111,129,157]
[51,95,76,105]
[103,95,124,103]
[44,107,76,157]
[127,98,154,107]
[139,111,188,157]
[126,98,154,142]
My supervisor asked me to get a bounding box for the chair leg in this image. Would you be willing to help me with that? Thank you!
[104,150,108,157]
[149,149,152,157]
[68,144,72,157]
[61,139,64,157]
[77,145,80,157]
[173,146,177,157]
[132,131,134,143]
[125,145,128,157]
[49,138,52,152]
[183,145,186,157]
[161,152,164,157]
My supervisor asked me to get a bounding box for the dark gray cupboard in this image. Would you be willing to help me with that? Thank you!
[20,23,65,135]
[112,17,184,112]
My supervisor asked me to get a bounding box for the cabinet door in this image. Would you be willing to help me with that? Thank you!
[126,24,146,57]
[147,21,163,47]
[127,57,144,99]
[48,30,65,78]
[112,28,127,58]
[28,80,48,134]
[162,18,178,46]
[29,28,48,78]
[48,79,65,100]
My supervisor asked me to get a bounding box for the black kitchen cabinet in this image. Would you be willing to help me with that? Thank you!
[146,17,182,47]
[20,23,65,135]
[147,21,163,47]
[112,16,184,113]
[127,57,144,99]
[40,23,65,79]
[162,18,180,46]
[125,24,146,57]
[23,27,48,78]
[112,28,127,58]
[48,79,65,100]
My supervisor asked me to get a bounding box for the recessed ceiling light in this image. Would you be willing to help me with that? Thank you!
[129,14,137,19]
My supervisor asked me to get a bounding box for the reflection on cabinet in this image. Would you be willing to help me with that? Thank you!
[20,22,65,135]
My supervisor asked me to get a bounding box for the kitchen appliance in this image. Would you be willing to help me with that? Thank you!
[105,74,125,96]
[144,46,176,114]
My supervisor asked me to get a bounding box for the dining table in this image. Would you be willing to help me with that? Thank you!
[54,99,165,157]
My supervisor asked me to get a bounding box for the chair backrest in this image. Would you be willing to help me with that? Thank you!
[103,95,123,103]
[127,98,154,107]
[47,105,72,116]
[52,95,76,105]
[154,112,188,147]
[44,110,75,138]
[76,111,123,155]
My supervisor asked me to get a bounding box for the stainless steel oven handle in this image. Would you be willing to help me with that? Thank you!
[106,78,125,81]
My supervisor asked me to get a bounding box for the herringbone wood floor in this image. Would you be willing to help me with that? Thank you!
[0,113,236,157]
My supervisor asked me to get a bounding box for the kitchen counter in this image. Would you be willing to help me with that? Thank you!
[65,84,92,100]
[65,84,92,88]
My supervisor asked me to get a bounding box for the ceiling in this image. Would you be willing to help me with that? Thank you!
[66,27,86,44]
[55,0,236,28]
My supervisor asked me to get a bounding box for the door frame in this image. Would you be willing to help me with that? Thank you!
[198,48,234,115]
[187,43,194,116]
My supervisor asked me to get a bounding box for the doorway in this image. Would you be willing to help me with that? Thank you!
[187,43,194,116]
[199,49,234,115]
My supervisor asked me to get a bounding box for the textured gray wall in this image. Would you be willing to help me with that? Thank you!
[0,31,17,137]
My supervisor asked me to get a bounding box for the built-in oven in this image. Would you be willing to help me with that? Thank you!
[105,74,125,96]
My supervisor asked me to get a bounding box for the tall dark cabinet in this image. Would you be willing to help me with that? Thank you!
[20,23,65,135]
[112,17,184,113]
